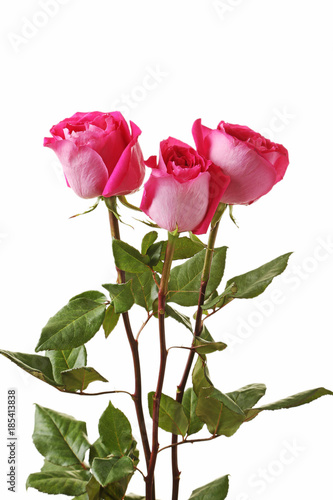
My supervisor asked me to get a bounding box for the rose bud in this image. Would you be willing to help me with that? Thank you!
[140,137,230,234]
[44,111,145,199]
[192,119,289,205]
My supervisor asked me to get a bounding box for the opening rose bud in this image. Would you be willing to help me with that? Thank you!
[140,137,230,235]
[192,119,289,205]
[44,111,146,199]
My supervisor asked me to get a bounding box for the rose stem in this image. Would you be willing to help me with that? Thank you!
[171,205,226,500]
[107,197,152,486]
[145,231,177,500]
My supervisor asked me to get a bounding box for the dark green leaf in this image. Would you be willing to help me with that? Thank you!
[26,461,90,496]
[85,476,101,500]
[112,239,150,273]
[147,242,163,267]
[245,387,333,422]
[192,355,213,396]
[141,231,158,254]
[98,402,133,455]
[32,405,90,466]
[103,305,120,338]
[103,282,134,314]
[35,299,106,352]
[205,388,245,416]
[167,247,227,306]
[126,270,158,311]
[148,392,189,436]
[161,236,205,261]
[92,456,134,487]
[46,346,87,385]
[0,350,58,387]
[61,367,108,392]
[182,388,204,435]
[223,253,292,304]
[89,437,110,465]
[165,305,193,332]
[188,475,229,500]
[70,291,107,304]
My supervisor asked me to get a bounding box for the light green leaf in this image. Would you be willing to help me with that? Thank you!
[188,475,229,500]
[167,247,227,306]
[192,355,213,396]
[126,270,158,311]
[0,350,59,387]
[35,299,106,352]
[70,291,107,304]
[32,405,90,466]
[165,305,193,332]
[112,239,150,273]
[193,326,227,354]
[61,367,108,392]
[26,461,90,496]
[161,236,205,261]
[148,392,189,437]
[227,384,267,411]
[46,346,87,385]
[245,387,333,421]
[182,388,204,435]
[103,282,135,314]
[222,253,292,304]
[103,305,120,338]
[98,402,133,456]
[92,456,134,487]
[141,231,158,254]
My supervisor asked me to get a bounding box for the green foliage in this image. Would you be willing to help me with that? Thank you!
[26,461,90,496]
[70,291,107,304]
[0,349,60,387]
[148,392,189,437]
[103,282,135,314]
[103,305,120,338]
[98,402,133,456]
[61,367,108,392]
[165,304,193,332]
[126,270,158,311]
[91,457,134,487]
[141,231,158,254]
[188,475,229,500]
[193,325,227,354]
[160,236,205,261]
[112,239,150,273]
[35,298,106,351]
[182,388,204,435]
[167,247,228,306]
[32,405,90,466]
[46,346,87,384]
[192,355,213,396]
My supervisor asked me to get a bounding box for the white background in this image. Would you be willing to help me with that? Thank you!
[1,1,333,499]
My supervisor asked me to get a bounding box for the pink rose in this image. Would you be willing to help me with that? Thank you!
[192,120,289,205]
[44,111,145,199]
[140,137,230,234]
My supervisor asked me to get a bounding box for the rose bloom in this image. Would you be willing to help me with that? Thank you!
[44,111,145,199]
[140,137,230,234]
[192,119,289,205]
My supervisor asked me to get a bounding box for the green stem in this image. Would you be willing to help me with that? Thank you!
[106,197,152,486]
[171,206,226,500]
[146,231,177,500]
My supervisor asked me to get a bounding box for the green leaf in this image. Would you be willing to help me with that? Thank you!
[32,405,90,466]
[46,346,87,385]
[103,282,134,314]
[148,392,189,437]
[165,305,193,332]
[61,367,108,392]
[245,387,333,422]
[103,305,120,338]
[0,349,59,387]
[92,456,134,487]
[85,476,101,500]
[188,475,229,500]
[205,388,245,416]
[161,236,205,260]
[70,291,107,304]
[112,239,150,273]
[192,355,213,396]
[227,383,267,411]
[182,388,204,435]
[89,437,110,465]
[196,387,244,437]
[202,282,237,310]
[167,247,228,306]
[126,270,158,311]
[141,231,158,254]
[98,402,133,456]
[193,325,227,353]
[35,299,106,352]
[26,461,90,496]
[147,242,163,267]
[222,253,292,304]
